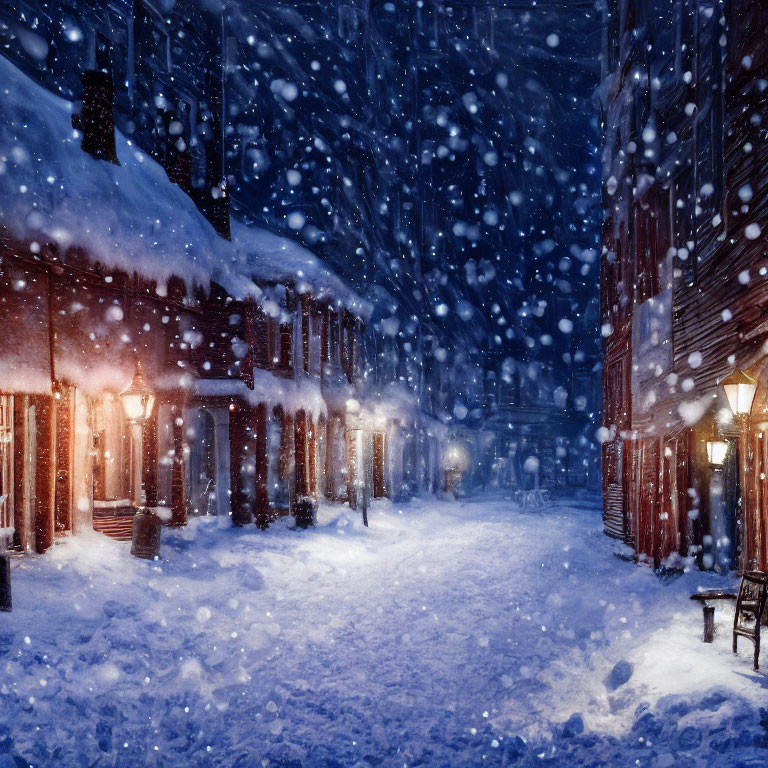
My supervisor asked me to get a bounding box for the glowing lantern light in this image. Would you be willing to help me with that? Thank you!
[722,369,757,418]
[120,362,155,424]
[706,440,729,467]
[444,442,470,473]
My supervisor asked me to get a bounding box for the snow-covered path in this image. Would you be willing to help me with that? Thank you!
[1,496,767,767]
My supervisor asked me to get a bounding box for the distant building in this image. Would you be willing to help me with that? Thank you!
[600,0,768,571]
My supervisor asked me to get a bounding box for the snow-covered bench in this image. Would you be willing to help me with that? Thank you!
[691,571,768,670]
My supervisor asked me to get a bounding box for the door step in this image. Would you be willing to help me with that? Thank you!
[93,514,134,542]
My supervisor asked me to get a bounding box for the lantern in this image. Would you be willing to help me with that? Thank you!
[722,369,757,418]
[120,362,155,424]
[706,440,729,467]
[444,442,469,473]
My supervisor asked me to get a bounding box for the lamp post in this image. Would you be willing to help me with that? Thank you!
[119,362,155,507]
[721,369,758,569]
[120,362,160,559]
[444,441,469,496]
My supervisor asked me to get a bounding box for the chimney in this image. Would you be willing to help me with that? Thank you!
[74,70,119,165]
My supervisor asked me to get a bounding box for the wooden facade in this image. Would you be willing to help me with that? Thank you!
[0,39,371,551]
[0,0,453,557]
[601,0,768,570]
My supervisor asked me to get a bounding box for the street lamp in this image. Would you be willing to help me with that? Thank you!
[722,369,757,419]
[119,361,155,424]
[721,369,758,570]
[120,362,161,559]
[706,439,729,467]
[444,441,469,495]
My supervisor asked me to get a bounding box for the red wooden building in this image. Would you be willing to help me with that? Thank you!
[600,0,768,571]
[0,55,377,552]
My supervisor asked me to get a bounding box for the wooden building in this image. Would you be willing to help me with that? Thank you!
[0,50,371,552]
[600,0,768,571]
[0,0,459,558]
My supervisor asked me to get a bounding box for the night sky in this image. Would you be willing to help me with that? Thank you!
[221,0,603,378]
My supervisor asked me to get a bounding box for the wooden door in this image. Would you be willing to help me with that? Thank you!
[637,438,660,565]
[602,439,625,539]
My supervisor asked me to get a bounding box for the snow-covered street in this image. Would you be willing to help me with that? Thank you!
[1,496,767,767]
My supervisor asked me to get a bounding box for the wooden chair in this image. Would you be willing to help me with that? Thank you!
[691,571,768,670]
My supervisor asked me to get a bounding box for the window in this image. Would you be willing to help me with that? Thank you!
[186,408,217,516]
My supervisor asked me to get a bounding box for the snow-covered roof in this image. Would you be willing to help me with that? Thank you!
[230,220,371,318]
[0,56,365,315]
[193,371,326,419]
[0,56,256,300]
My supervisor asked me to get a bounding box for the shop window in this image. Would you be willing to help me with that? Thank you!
[92,394,131,507]
[186,408,217,516]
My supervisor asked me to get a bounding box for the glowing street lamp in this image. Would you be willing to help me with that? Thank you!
[721,369,759,570]
[444,441,469,496]
[722,369,757,419]
[119,363,161,559]
[705,439,729,467]
[120,361,155,424]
